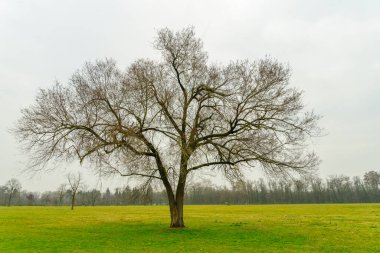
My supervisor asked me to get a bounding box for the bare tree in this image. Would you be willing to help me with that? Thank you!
[89,189,101,206]
[57,183,67,205]
[5,178,22,206]
[67,173,82,210]
[26,193,35,205]
[14,27,320,227]
[364,171,380,191]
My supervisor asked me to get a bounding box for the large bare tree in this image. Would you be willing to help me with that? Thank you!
[15,27,320,227]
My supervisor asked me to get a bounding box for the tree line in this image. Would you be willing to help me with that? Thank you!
[1,170,379,206]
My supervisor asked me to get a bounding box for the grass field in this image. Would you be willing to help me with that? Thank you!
[0,204,379,252]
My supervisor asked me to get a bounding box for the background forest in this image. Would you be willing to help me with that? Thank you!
[1,171,379,206]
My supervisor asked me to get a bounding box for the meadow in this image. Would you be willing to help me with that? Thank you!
[0,204,379,252]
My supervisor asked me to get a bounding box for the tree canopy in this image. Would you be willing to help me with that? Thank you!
[15,27,320,227]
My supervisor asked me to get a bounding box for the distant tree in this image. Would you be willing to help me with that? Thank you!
[103,188,112,205]
[40,191,55,205]
[5,178,22,206]
[363,171,380,191]
[14,27,320,227]
[131,187,141,204]
[0,186,7,205]
[26,193,35,206]
[309,176,324,202]
[89,189,101,206]
[57,184,67,205]
[121,186,131,205]
[114,188,123,205]
[352,176,367,202]
[326,175,352,202]
[67,173,82,210]
[363,171,380,202]
[140,185,153,205]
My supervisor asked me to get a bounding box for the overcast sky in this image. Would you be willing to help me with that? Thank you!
[1,0,379,192]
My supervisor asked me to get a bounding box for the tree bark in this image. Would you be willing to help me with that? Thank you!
[165,184,185,228]
[71,193,76,210]
[169,167,187,228]
[154,155,185,228]
[7,193,12,207]
[169,201,185,228]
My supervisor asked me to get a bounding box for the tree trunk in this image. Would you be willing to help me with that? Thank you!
[7,193,12,207]
[166,188,185,228]
[163,177,185,228]
[71,193,75,210]
[169,171,187,228]
[169,200,185,228]
[155,155,187,228]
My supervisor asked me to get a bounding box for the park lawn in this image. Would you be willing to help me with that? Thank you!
[0,204,379,252]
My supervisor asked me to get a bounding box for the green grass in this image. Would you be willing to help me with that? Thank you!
[0,204,379,252]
